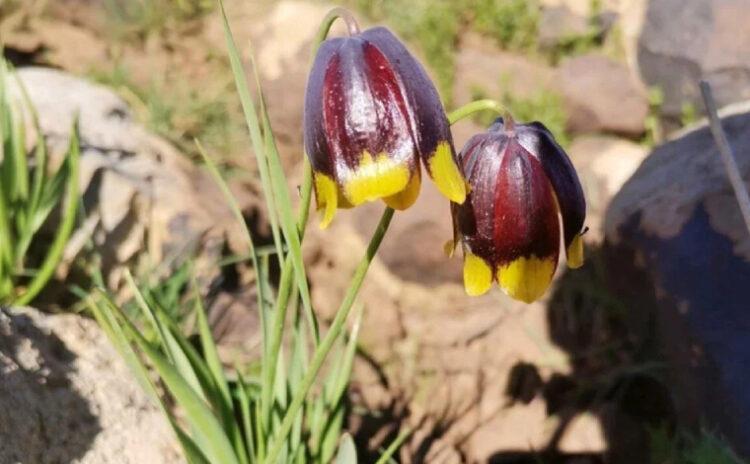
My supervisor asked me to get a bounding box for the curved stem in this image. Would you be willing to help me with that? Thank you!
[316,7,361,40]
[265,207,395,464]
[448,99,507,125]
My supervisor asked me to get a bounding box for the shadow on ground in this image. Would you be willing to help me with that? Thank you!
[489,245,676,464]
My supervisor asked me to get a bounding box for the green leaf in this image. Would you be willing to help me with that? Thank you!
[216,0,284,264]
[374,427,413,464]
[114,304,241,464]
[334,433,358,464]
[15,120,79,306]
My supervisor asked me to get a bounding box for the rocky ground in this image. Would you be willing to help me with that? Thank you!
[1,0,749,463]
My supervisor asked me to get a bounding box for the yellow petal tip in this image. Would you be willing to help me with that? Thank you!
[428,141,467,204]
[566,234,584,269]
[344,151,411,206]
[383,171,421,210]
[314,173,338,229]
[497,256,556,303]
[463,253,492,296]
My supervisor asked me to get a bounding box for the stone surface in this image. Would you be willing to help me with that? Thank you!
[567,135,648,240]
[0,307,181,463]
[6,67,244,297]
[634,0,750,118]
[604,108,750,455]
[558,53,649,136]
[453,34,557,108]
[539,5,592,49]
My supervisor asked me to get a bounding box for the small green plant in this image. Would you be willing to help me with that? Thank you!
[0,59,80,305]
[89,61,240,163]
[103,0,213,39]
[643,86,665,147]
[88,5,411,463]
[680,101,699,127]
[650,427,746,464]
[472,0,540,52]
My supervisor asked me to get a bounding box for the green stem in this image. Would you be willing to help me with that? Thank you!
[259,8,348,438]
[448,98,506,125]
[265,207,395,464]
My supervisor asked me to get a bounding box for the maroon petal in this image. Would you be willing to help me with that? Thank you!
[517,121,586,249]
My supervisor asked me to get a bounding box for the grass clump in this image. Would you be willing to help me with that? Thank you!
[0,59,80,305]
[90,62,241,163]
[103,0,213,40]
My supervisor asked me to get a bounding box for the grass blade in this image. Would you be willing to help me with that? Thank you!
[374,427,413,464]
[15,120,80,306]
[216,0,284,263]
[113,302,241,464]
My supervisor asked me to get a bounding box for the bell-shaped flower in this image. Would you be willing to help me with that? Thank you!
[304,27,466,228]
[449,118,586,303]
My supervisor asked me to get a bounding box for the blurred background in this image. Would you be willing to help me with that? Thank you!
[1,0,749,462]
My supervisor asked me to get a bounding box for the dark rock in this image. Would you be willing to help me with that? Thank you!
[637,0,750,118]
[559,54,649,136]
[603,108,750,455]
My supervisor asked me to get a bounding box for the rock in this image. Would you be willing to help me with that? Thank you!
[453,34,557,108]
[633,0,750,118]
[604,109,750,455]
[559,53,649,136]
[0,307,181,463]
[567,135,648,240]
[6,67,244,297]
[538,5,592,49]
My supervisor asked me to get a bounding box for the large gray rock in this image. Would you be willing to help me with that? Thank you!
[604,108,750,455]
[0,307,181,463]
[6,67,244,296]
[635,0,750,118]
[558,53,649,136]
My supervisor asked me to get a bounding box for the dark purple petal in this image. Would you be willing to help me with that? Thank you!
[517,121,586,248]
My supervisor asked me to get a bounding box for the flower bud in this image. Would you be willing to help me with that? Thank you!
[304,27,466,228]
[450,118,586,302]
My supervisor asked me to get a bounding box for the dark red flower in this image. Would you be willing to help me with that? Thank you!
[449,118,586,302]
[304,27,466,228]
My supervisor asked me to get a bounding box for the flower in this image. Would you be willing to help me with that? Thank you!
[448,117,586,303]
[304,26,466,228]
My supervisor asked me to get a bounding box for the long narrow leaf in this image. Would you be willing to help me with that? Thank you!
[114,304,241,464]
[217,0,284,263]
[15,120,79,305]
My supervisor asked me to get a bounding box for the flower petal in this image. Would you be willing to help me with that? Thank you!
[384,169,421,210]
[361,27,465,203]
[314,172,339,229]
[463,253,493,296]
[497,256,556,303]
[519,122,586,258]
[342,150,412,206]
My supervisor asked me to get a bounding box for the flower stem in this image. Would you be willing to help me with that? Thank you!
[265,207,395,464]
[699,81,750,235]
[448,99,506,125]
[260,6,357,441]
[317,7,361,38]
